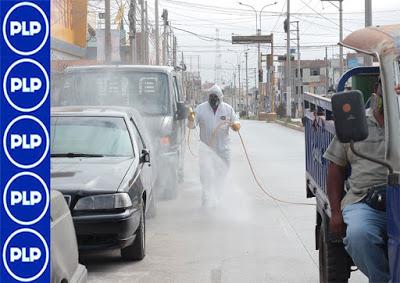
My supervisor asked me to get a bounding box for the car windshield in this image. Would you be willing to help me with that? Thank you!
[53,71,169,115]
[51,116,134,157]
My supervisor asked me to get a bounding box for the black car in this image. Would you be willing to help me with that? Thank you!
[51,106,155,261]
[53,65,187,199]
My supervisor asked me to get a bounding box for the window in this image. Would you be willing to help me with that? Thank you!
[310,68,320,76]
[55,71,170,115]
[51,116,134,157]
[295,69,303,78]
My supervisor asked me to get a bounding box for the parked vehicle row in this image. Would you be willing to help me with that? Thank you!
[49,66,188,276]
[53,65,187,199]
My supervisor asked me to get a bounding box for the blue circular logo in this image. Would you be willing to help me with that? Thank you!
[2,2,49,56]
[2,228,49,282]
[3,58,49,112]
[3,115,49,169]
[3,172,49,226]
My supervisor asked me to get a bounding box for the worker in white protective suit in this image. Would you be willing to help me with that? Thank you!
[188,84,240,207]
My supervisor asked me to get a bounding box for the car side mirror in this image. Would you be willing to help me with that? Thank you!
[140,149,150,164]
[331,90,369,143]
[176,101,187,120]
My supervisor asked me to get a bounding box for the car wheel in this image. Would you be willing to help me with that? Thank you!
[319,226,351,283]
[121,202,145,261]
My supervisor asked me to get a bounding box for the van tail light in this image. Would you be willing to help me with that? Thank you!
[160,136,170,145]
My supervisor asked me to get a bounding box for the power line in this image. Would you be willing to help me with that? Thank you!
[170,25,231,42]
[298,0,353,32]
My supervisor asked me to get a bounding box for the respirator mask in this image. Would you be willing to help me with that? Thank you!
[209,94,220,109]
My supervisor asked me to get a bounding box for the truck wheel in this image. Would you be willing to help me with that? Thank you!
[121,203,145,261]
[319,229,350,283]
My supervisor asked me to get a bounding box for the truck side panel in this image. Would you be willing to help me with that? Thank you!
[388,185,400,282]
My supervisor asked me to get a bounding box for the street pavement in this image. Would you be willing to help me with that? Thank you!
[81,120,367,283]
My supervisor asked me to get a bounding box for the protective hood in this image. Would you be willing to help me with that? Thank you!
[207,85,224,100]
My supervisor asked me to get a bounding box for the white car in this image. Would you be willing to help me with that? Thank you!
[51,190,87,283]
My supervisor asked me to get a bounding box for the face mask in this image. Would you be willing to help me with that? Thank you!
[209,95,220,109]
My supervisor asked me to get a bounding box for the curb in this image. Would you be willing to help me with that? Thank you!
[273,119,304,132]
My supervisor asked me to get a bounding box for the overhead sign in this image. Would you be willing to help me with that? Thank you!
[1,1,50,282]
[232,35,273,44]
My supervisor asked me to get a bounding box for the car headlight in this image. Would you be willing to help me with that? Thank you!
[74,193,133,211]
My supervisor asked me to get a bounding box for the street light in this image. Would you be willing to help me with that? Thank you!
[238,1,276,117]
[238,2,257,34]
[259,2,277,32]
[238,1,277,34]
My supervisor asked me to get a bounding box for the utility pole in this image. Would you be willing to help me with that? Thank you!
[140,0,145,64]
[286,0,291,117]
[339,0,343,75]
[365,0,372,26]
[233,72,237,111]
[173,36,177,67]
[245,51,249,116]
[155,0,160,65]
[257,29,263,115]
[145,1,149,64]
[365,0,373,66]
[238,64,241,111]
[325,46,329,92]
[295,21,301,117]
[105,0,111,63]
[128,0,137,64]
[254,68,257,114]
[197,55,200,76]
[270,34,275,114]
[162,9,168,65]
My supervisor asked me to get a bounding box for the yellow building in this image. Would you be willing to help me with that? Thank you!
[51,0,88,60]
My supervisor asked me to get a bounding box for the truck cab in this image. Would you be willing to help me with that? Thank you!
[303,24,400,282]
[53,65,188,199]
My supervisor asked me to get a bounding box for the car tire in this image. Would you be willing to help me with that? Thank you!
[121,202,145,261]
[319,227,351,283]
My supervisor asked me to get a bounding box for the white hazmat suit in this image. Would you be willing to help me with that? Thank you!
[189,85,239,206]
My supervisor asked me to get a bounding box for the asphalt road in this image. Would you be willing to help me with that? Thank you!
[81,120,367,283]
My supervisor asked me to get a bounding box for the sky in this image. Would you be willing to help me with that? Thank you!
[151,0,400,83]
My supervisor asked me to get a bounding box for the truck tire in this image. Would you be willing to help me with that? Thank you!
[319,228,351,283]
[121,203,145,261]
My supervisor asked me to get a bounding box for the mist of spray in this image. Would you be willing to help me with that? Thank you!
[197,142,251,223]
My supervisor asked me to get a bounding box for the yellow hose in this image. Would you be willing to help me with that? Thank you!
[187,121,315,206]
[236,131,315,206]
